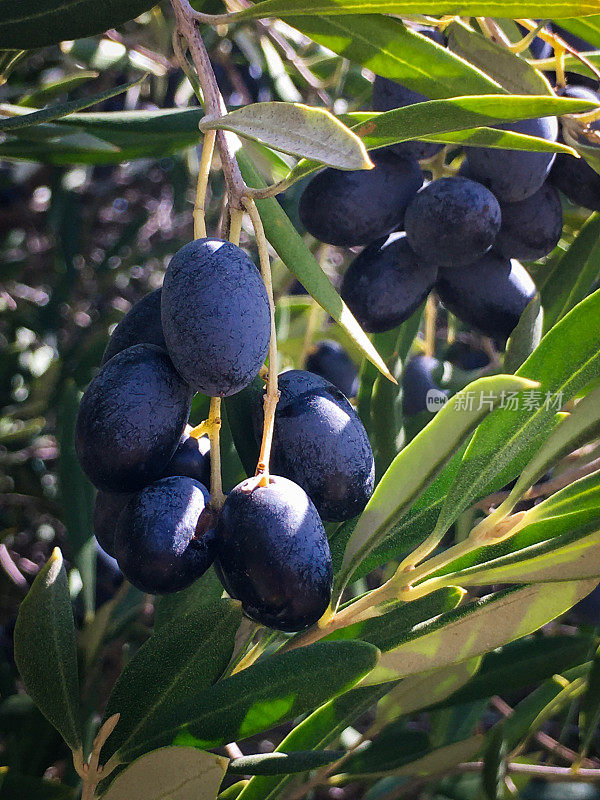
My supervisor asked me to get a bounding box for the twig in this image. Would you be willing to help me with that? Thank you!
[170,0,246,208]
[458,761,600,782]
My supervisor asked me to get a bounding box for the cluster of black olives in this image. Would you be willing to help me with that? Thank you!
[76,239,375,632]
[299,27,599,350]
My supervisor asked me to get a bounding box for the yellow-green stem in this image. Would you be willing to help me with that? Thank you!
[208,396,226,510]
[243,198,279,485]
[194,128,216,239]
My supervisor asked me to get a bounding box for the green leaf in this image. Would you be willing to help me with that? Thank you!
[56,381,95,619]
[323,588,465,652]
[432,289,600,541]
[342,729,430,776]
[0,76,145,131]
[505,295,544,373]
[18,71,100,107]
[235,2,599,23]
[200,103,372,169]
[375,660,481,728]
[341,446,468,584]
[223,376,265,478]
[435,635,595,710]
[425,469,600,584]
[419,126,579,154]
[0,0,156,49]
[102,747,228,800]
[482,724,507,800]
[154,567,224,630]
[229,750,344,776]
[379,580,597,678]
[236,149,393,381]
[111,641,379,765]
[486,383,600,521]
[553,16,600,49]
[13,549,82,750]
[541,213,600,333]
[287,94,590,182]
[281,15,502,100]
[580,646,600,756]
[102,599,242,764]
[350,735,484,779]
[337,374,538,596]
[237,682,394,800]
[447,20,552,94]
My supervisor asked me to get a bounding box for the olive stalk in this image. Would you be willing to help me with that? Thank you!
[193,127,216,239]
[243,197,280,485]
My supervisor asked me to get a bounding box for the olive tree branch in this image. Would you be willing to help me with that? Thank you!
[170,0,246,208]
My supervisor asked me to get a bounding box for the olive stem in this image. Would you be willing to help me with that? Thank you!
[194,127,216,239]
[517,18,600,85]
[424,294,436,357]
[555,42,567,88]
[245,177,295,200]
[243,197,280,486]
[506,19,547,54]
[208,396,226,510]
[228,206,244,246]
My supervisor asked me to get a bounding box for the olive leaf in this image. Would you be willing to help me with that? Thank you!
[200,103,372,170]
[0,75,146,132]
[13,548,82,751]
[379,580,598,678]
[102,746,228,800]
[232,0,598,20]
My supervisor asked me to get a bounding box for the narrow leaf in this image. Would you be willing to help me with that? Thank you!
[580,646,600,756]
[0,76,145,131]
[235,3,600,25]
[154,567,224,630]
[504,295,544,373]
[200,103,372,169]
[379,580,597,678]
[0,0,156,49]
[237,682,394,800]
[541,213,600,333]
[432,289,600,540]
[13,549,82,750]
[229,750,343,776]
[281,15,502,100]
[447,20,552,94]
